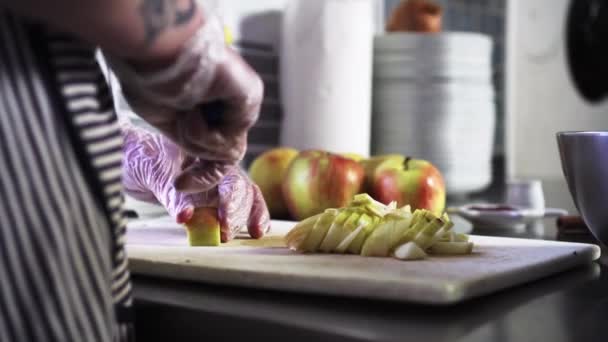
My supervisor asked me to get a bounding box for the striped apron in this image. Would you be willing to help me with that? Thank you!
[0,11,133,342]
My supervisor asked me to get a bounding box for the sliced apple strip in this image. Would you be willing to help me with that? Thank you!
[351,193,376,206]
[454,233,469,242]
[318,210,358,252]
[347,216,381,254]
[285,213,322,251]
[335,223,365,254]
[426,219,455,248]
[335,213,373,253]
[388,216,413,250]
[413,217,444,249]
[393,242,427,260]
[299,209,339,252]
[396,211,433,246]
[361,220,396,257]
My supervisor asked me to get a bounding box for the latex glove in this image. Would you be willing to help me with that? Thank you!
[107,9,263,193]
[122,122,270,242]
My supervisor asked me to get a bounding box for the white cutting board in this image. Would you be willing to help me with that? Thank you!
[126,217,601,304]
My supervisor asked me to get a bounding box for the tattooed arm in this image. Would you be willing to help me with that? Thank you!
[1,0,202,65]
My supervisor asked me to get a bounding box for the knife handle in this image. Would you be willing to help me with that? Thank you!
[200,100,226,128]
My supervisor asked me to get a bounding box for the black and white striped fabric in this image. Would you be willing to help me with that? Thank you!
[0,12,133,342]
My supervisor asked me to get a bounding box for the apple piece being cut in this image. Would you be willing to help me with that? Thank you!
[184,208,221,246]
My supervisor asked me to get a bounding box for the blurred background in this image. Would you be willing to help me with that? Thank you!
[114,0,608,218]
[221,0,608,192]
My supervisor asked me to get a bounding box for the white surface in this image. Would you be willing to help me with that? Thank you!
[505,0,608,180]
[280,0,374,156]
[126,218,600,305]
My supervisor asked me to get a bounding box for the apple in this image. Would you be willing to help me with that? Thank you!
[360,154,403,190]
[249,147,299,219]
[282,150,365,221]
[364,155,446,215]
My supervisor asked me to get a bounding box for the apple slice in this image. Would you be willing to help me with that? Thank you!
[335,214,373,253]
[388,216,413,250]
[426,219,455,247]
[413,217,444,249]
[285,212,323,251]
[347,216,381,254]
[393,242,427,260]
[299,209,339,252]
[315,210,351,252]
[351,193,376,206]
[360,219,396,257]
[319,211,361,253]
[396,211,434,246]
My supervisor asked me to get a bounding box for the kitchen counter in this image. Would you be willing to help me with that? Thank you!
[130,178,608,342]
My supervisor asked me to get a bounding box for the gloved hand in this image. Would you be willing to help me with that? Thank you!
[122,122,270,242]
[106,7,263,193]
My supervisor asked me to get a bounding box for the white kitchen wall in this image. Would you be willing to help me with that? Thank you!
[506,0,608,181]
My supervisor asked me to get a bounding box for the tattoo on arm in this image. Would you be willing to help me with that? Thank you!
[139,0,198,46]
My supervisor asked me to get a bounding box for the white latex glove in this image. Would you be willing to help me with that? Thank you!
[121,121,270,242]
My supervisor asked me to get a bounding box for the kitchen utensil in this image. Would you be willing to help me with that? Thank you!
[557,131,608,246]
[126,218,600,305]
[200,100,225,127]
